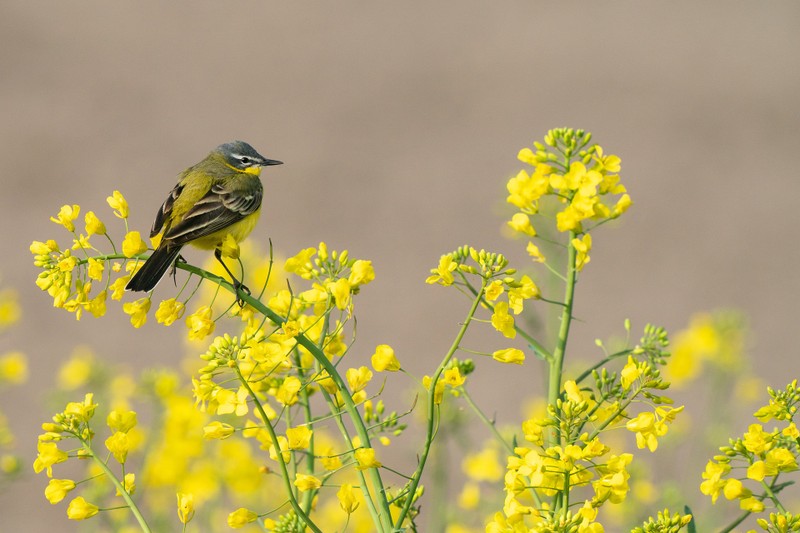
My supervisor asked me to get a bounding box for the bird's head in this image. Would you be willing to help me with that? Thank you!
[214,141,283,175]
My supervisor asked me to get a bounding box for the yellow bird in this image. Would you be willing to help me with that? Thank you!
[126,141,282,294]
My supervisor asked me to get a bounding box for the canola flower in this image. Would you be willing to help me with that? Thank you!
[32,129,779,532]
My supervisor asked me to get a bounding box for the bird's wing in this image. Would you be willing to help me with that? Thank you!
[150,182,183,238]
[161,183,263,245]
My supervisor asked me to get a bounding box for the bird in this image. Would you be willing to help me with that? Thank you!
[125,141,282,297]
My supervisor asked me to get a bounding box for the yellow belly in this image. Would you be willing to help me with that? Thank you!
[188,207,262,250]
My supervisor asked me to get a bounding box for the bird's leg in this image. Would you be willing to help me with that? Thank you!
[214,249,250,305]
[170,254,187,286]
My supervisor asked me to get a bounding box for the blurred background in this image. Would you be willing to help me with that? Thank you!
[2,1,800,531]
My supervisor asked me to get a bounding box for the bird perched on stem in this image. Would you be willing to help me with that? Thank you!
[125,141,282,298]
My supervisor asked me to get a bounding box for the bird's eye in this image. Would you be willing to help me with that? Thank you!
[239,156,251,165]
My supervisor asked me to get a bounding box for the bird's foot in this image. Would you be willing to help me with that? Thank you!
[169,255,188,286]
[234,281,251,307]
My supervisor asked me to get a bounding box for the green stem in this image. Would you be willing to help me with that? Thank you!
[461,387,543,509]
[717,510,750,533]
[234,290,394,532]
[573,349,632,386]
[235,367,323,533]
[78,438,151,533]
[293,349,317,514]
[394,278,488,529]
[760,479,788,513]
[547,230,578,449]
[457,272,552,361]
[461,388,513,455]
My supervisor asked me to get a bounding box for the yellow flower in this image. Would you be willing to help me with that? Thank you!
[105,431,130,464]
[371,344,401,372]
[593,453,632,504]
[556,206,583,233]
[484,280,504,302]
[443,367,465,387]
[45,478,76,504]
[346,366,373,393]
[507,275,539,315]
[0,289,21,328]
[572,233,592,271]
[426,254,457,286]
[626,412,659,452]
[66,497,99,520]
[109,277,129,301]
[423,375,446,404]
[765,447,798,473]
[0,352,28,384]
[177,493,194,524]
[320,446,343,471]
[269,436,290,463]
[490,301,516,339]
[739,496,764,513]
[329,278,352,310]
[620,356,643,390]
[107,410,137,433]
[492,348,525,365]
[743,424,774,455]
[612,194,632,218]
[564,380,584,403]
[33,441,68,477]
[64,393,97,422]
[286,426,313,449]
[212,233,238,260]
[117,473,135,496]
[86,258,104,281]
[508,212,536,236]
[522,419,545,446]
[122,297,151,328]
[337,483,360,514]
[783,423,800,439]
[354,447,382,470]
[294,473,322,491]
[84,211,106,236]
[275,376,302,405]
[107,190,128,219]
[185,306,215,341]
[348,260,375,286]
[51,205,80,232]
[526,241,545,263]
[463,447,503,482]
[214,386,249,416]
[155,298,185,326]
[722,478,750,500]
[122,231,148,258]
[282,319,300,338]
[316,371,339,394]
[227,508,258,528]
[506,165,551,209]
[458,482,480,510]
[746,460,773,482]
[203,421,235,440]
[284,247,316,279]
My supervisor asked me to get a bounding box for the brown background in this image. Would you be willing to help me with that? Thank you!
[2,2,800,530]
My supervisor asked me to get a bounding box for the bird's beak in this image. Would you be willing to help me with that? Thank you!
[261,158,283,166]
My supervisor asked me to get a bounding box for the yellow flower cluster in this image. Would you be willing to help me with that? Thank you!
[492,340,683,531]
[665,310,748,387]
[702,381,800,515]
[32,192,137,321]
[508,129,631,272]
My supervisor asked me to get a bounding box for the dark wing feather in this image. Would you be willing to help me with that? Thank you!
[163,183,262,245]
[151,183,183,238]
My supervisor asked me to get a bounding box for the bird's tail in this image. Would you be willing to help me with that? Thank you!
[126,245,183,292]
